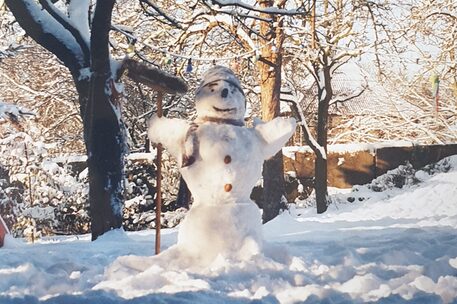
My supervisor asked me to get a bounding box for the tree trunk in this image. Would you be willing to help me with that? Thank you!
[83,75,124,240]
[315,93,329,213]
[76,78,125,238]
[314,62,332,214]
[257,0,287,223]
[85,0,125,240]
[261,151,286,222]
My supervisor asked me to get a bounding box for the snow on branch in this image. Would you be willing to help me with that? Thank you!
[0,102,34,119]
[68,0,91,43]
[5,0,86,73]
[176,14,257,52]
[0,44,31,59]
[206,0,309,16]
[0,101,35,130]
[285,99,326,160]
[426,11,457,21]
[200,2,270,22]
[139,0,184,29]
[38,0,90,64]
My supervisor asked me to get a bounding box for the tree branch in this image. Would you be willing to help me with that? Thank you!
[39,0,90,65]
[426,12,457,21]
[5,0,85,75]
[139,0,184,29]
[200,0,271,22]
[91,0,116,75]
[286,99,326,160]
[330,79,368,106]
[206,0,309,16]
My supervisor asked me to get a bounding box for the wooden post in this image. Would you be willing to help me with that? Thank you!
[155,91,163,254]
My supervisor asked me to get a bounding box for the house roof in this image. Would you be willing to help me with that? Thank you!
[297,62,421,117]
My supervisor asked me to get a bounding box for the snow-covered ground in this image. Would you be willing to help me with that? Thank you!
[1,156,457,303]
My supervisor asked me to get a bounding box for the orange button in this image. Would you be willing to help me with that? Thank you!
[224,184,232,192]
[224,155,232,164]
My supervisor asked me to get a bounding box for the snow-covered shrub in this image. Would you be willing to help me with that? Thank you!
[0,165,25,234]
[364,158,451,195]
[0,133,90,239]
[0,131,186,238]
[124,158,156,199]
[345,157,455,205]
[368,163,419,192]
[420,158,452,176]
[160,152,182,207]
[292,157,455,209]
[52,167,90,235]
[123,153,186,231]
[283,172,314,205]
[123,158,156,231]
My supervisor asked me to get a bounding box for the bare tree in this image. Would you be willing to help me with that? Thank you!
[283,0,391,213]
[296,1,456,147]
[5,0,186,240]
[351,0,457,145]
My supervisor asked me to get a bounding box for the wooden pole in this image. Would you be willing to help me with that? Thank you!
[155,91,163,254]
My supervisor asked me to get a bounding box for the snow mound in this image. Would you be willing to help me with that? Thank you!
[96,203,266,298]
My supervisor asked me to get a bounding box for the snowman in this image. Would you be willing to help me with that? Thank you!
[148,66,296,263]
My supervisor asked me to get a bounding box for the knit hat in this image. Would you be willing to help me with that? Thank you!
[196,66,244,96]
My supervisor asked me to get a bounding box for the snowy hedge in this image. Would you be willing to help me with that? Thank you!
[0,134,186,240]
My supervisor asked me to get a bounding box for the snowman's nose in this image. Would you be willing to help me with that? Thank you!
[221,88,229,98]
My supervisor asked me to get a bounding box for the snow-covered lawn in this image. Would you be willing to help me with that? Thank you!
[1,156,457,303]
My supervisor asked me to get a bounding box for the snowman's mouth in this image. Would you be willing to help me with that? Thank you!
[213,106,236,113]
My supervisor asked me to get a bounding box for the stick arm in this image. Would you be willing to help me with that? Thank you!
[255,117,297,159]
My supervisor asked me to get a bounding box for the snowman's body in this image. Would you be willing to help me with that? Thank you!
[182,123,262,205]
[148,66,296,262]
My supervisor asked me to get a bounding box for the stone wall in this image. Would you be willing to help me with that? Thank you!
[283,143,457,189]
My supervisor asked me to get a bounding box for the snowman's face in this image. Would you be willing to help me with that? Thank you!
[195,79,246,121]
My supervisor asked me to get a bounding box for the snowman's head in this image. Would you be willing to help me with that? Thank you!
[195,66,245,122]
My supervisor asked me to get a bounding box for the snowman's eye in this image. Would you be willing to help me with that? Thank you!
[206,82,218,92]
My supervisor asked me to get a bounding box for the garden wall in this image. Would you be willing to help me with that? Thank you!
[283,142,457,189]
